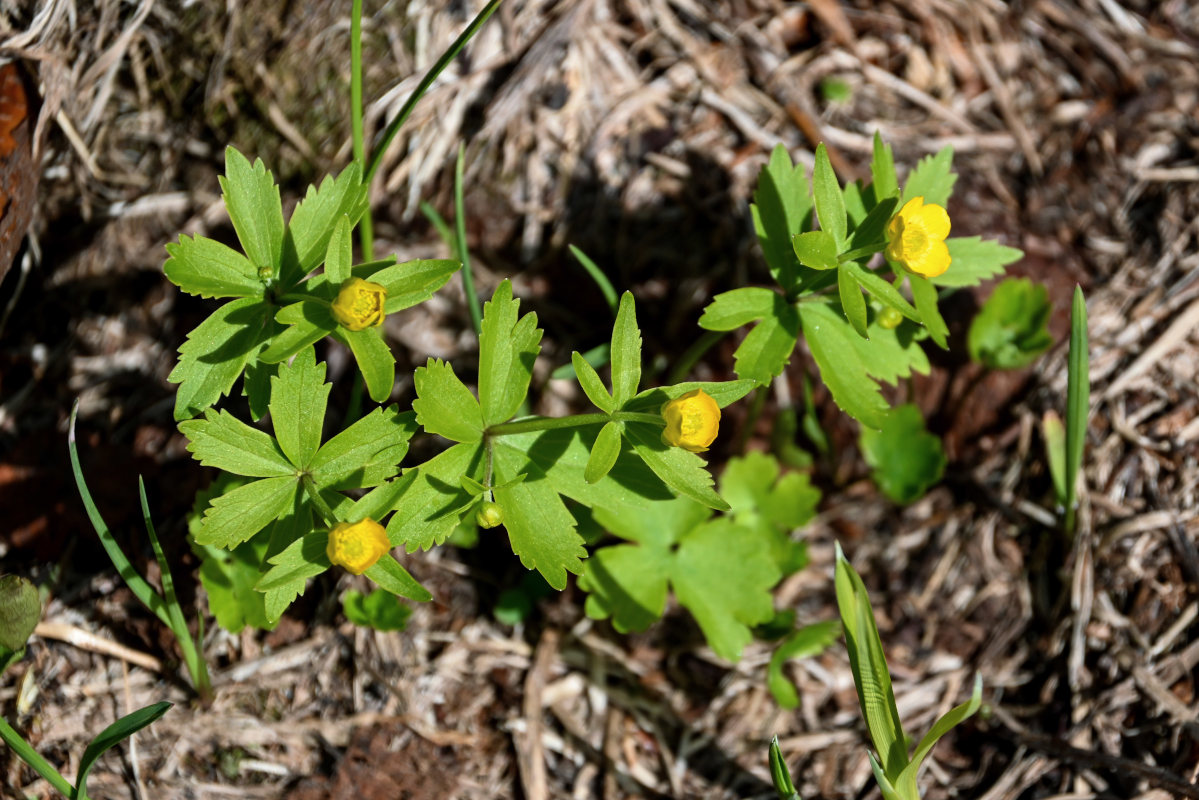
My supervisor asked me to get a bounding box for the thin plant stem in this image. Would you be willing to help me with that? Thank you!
[350,0,374,259]
[363,0,504,186]
[301,476,339,527]
[487,412,663,437]
[667,329,724,384]
[0,715,74,797]
[455,144,483,335]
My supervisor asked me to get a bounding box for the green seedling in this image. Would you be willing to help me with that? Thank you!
[860,404,946,504]
[769,736,802,800]
[968,277,1054,369]
[342,589,413,632]
[0,575,39,675]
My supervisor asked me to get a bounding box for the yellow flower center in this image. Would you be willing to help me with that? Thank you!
[326,517,390,575]
[660,389,721,453]
[331,277,388,331]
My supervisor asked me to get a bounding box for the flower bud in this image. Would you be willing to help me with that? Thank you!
[326,517,390,575]
[878,307,904,330]
[475,501,504,529]
[660,388,721,453]
[331,277,388,331]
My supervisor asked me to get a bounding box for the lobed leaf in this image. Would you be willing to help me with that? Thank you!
[752,144,813,293]
[624,422,730,511]
[309,406,416,490]
[610,291,642,407]
[901,146,956,208]
[336,327,396,403]
[169,298,273,421]
[194,476,299,549]
[269,347,330,469]
[798,302,890,429]
[478,280,542,426]
[179,408,294,477]
[221,147,284,274]
[732,299,799,386]
[698,287,776,331]
[933,237,1022,288]
[164,235,263,299]
[413,358,484,442]
[572,351,613,412]
[812,143,847,248]
[286,162,368,279]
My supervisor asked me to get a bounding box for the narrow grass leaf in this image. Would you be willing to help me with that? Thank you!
[74,702,172,799]
[569,244,618,314]
[1065,286,1089,532]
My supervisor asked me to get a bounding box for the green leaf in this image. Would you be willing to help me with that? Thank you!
[835,545,907,779]
[193,476,299,548]
[871,132,899,200]
[932,237,1022,288]
[967,277,1053,369]
[221,147,284,272]
[286,162,368,277]
[733,301,799,386]
[265,488,314,559]
[323,214,353,284]
[310,406,416,490]
[259,302,337,364]
[719,451,820,532]
[572,351,613,412]
[850,318,931,387]
[336,327,396,404]
[580,542,670,632]
[242,351,276,422]
[1065,286,1089,534]
[365,554,433,602]
[1042,411,1068,506]
[842,261,919,321]
[164,235,263,299]
[812,143,847,248]
[848,196,899,254]
[627,379,756,412]
[366,258,461,313]
[585,420,623,484]
[752,144,813,293]
[197,538,277,632]
[610,292,642,407]
[624,422,729,511]
[492,445,588,590]
[793,230,839,270]
[698,287,776,331]
[860,404,946,504]
[413,358,484,442]
[843,180,868,228]
[0,576,39,653]
[673,518,780,661]
[894,675,982,798]
[901,145,956,208]
[909,275,948,349]
[798,302,890,429]
[568,244,619,313]
[769,736,801,800]
[767,620,839,709]
[838,265,869,338]
[255,530,331,597]
[342,589,413,632]
[169,298,272,420]
[269,347,330,469]
[73,702,172,800]
[387,442,485,551]
[479,280,542,426]
[179,409,294,477]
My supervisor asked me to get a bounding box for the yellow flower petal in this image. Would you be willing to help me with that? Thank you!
[326,517,390,575]
[660,389,721,453]
[909,239,951,278]
[914,202,950,241]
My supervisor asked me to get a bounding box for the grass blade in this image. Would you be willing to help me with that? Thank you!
[1064,286,1089,534]
[568,244,618,315]
[73,702,171,799]
[454,144,482,336]
[0,715,74,797]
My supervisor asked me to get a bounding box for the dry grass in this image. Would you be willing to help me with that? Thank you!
[2,0,1199,798]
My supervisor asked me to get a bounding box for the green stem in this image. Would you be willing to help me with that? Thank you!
[351,0,373,260]
[667,329,724,384]
[487,412,663,437]
[0,715,75,797]
[363,0,504,186]
[301,476,339,527]
[455,144,483,336]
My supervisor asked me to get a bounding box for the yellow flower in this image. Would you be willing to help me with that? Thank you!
[326,518,390,575]
[885,196,951,278]
[661,389,721,453]
[331,277,388,331]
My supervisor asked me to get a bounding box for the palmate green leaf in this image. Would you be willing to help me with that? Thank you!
[793,230,838,270]
[842,261,919,322]
[221,147,284,273]
[909,274,948,349]
[673,517,780,661]
[733,300,799,386]
[851,318,931,386]
[767,620,840,709]
[572,351,613,412]
[74,702,172,800]
[901,146,956,208]
[624,422,729,511]
[364,554,432,602]
[798,302,890,429]
[335,327,396,403]
[260,300,337,364]
[871,131,899,200]
[752,144,813,293]
[269,347,330,468]
[610,291,642,407]
[719,451,820,532]
[323,214,353,284]
[479,280,542,426]
[343,589,413,632]
[581,543,670,632]
[967,278,1053,369]
[194,476,299,548]
[413,358,484,442]
[387,442,485,551]
[178,409,293,477]
[169,297,273,421]
[932,237,1022,288]
[860,404,946,504]
[626,379,755,412]
[894,675,982,799]
[164,235,263,299]
[698,287,776,331]
[309,406,417,490]
[835,545,908,780]
[585,420,623,484]
[197,537,277,633]
[286,163,368,279]
[838,265,869,338]
[492,444,587,590]
[255,531,331,623]
[366,258,460,313]
[812,143,847,248]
